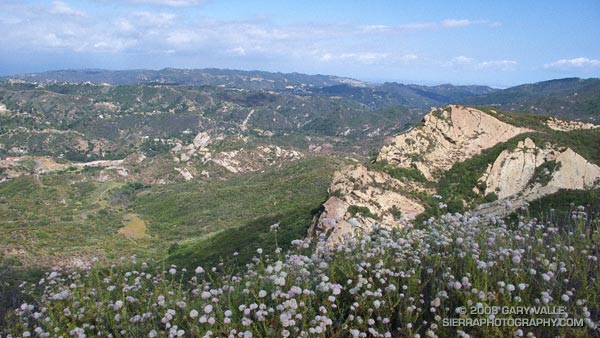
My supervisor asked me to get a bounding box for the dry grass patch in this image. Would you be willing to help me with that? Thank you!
[118,214,147,239]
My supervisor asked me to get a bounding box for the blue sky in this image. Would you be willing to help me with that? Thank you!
[1,0,599,87]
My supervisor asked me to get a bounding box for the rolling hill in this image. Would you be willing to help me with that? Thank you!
[460,77,600,122]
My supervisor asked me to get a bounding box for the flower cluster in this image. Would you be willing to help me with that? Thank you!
[4,207,600,337]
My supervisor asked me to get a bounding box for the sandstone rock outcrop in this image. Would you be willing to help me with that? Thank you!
[480,138,600,201]
[480,138,543,199]
[311,164,424,243]
[474,139,600,217]
[546,117,599,132]
[377,105,531,180]
[314,105,600,243]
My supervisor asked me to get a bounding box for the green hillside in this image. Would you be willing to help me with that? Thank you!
[461,78,600,122]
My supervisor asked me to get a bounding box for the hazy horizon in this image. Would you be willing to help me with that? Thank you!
[5,66,600,89]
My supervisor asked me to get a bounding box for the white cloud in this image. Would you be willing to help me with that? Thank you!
[319,52,421,65]
[166,30,197,46]
[0,16,23,25]
[359,24,391,33]
[399,54,419,63]
[115,18,135,32]
[441,19,501,28]
[44,33,70,48]
[447,56,517,70]
[362,18,501,34]
[476,60,517,70]
[320,52,390,64]
[441,19,471,28]
[0,2,511,76]
[230,46,246,56]
[399,22,436,30]
[132,12,176,27]
[50,1,86,17]
[451,56,475,64]
[544,57,600,69]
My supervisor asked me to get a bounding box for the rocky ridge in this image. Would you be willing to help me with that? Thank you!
[310,165,425,242]
[474,138,600,217]
[377,105,531,180]
[313,105,600,242]
[545,117,599,131]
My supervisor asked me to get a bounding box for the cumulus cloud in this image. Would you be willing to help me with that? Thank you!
[166,30,198,46]
[0,1,511,76]
[131,11,176,27]
[544,57,600,69]
[50,1,86,17]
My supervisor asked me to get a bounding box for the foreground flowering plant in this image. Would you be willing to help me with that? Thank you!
[3,208,600,337]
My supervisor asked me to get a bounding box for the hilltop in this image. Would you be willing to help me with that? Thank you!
[460,77,600,122]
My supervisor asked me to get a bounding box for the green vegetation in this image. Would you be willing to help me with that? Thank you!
[462,78,600,122]
[0,156,341,326]
[528,160,561,186]
[347,205,376,218]
[422,114,600,218]
[0,80,420,159]
[475,106,552,130]
[5,206,599,337]
[430,136,524,215]
[134,156,342,268]
[475,107,600,165]
[368,160,429,184]
[521,188,600,222]
[0,174,149,267]
[0,156,340,270]
[139,139,173,157]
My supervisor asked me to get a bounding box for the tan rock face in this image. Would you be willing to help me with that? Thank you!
[377,105,531,180]
[193,132,212,148]
[313,105,600,240]
[481,138,600,201]
[474,138,600,217]
[546,117,599,132]
[311,164,424,242]
[481,138,545,199]
[533,148,600,198]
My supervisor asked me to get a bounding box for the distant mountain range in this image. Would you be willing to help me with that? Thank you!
[309,82,496,110]
[2,68,497,110]
[460,77,600,122]
[2,68,368,91]
[3,69,598,122]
